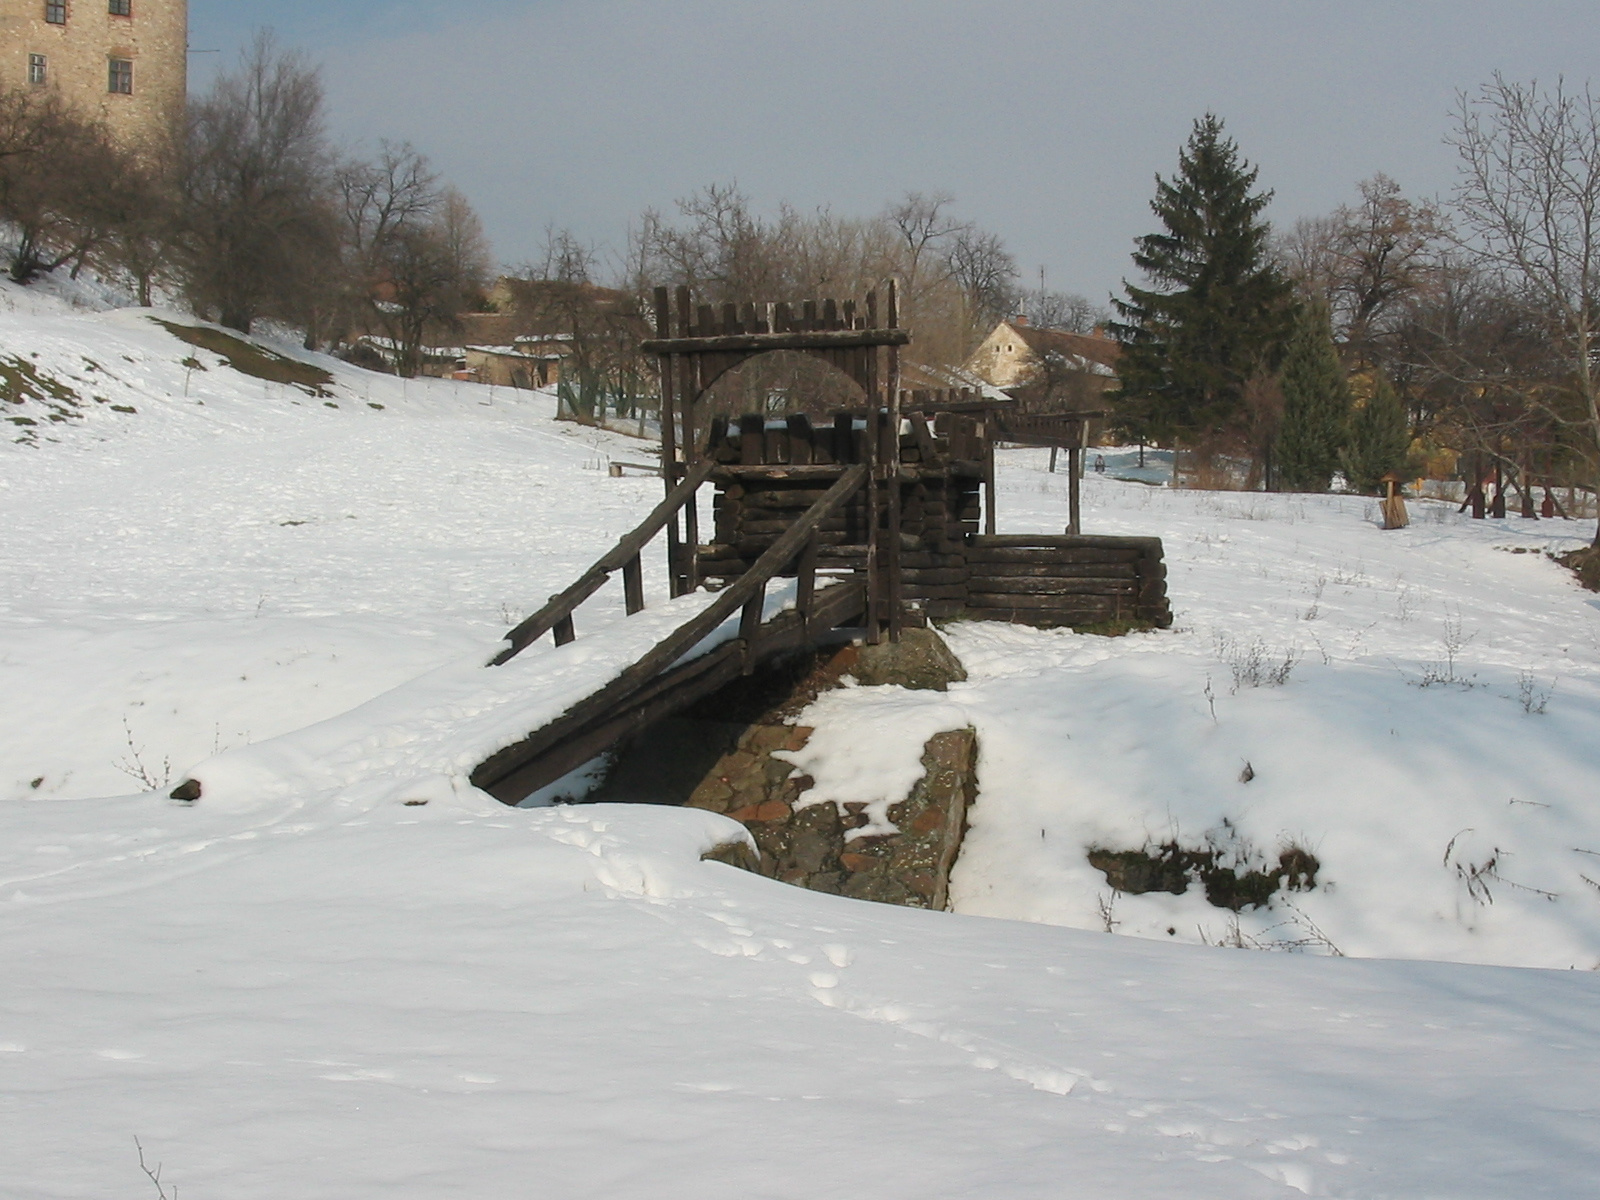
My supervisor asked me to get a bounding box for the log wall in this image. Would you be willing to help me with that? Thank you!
[699,408,1173,631]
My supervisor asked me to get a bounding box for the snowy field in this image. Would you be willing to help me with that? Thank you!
[2,282,1598,1198]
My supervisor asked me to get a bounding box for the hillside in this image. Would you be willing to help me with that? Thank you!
[1,282,1598,1198]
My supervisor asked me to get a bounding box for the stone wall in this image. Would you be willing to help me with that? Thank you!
[0,0,188,149]
[593,628,978,910]
[696,725,976,910]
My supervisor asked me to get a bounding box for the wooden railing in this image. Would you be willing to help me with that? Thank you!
[490,458,718,666]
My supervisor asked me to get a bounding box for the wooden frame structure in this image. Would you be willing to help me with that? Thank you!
[641,284,910,640]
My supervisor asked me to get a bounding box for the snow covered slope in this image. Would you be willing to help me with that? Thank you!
[2,283,1598,1197]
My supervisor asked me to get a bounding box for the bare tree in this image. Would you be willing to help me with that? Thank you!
[945,227,1018,337]
[1279,175,1445,367]
[0,90,158,285]
[176,32,338,332]
[370,187,488,377]
[1013,287,1108,334]
[1449,75,1600,544]
[333,142,487,370]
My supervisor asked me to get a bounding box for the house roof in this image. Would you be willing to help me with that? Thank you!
[1007,322,1121,373]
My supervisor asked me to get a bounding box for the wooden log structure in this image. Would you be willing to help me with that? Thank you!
[697,403,1173,631]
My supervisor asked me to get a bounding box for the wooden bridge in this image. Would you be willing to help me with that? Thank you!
[469,286,1170,806]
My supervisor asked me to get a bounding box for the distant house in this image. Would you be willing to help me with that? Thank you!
[964,318,1119,414]
[462,335,572,389]
[350,336,464,378]
[451,280,651,393]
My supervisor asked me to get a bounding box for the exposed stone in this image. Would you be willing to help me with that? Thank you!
[602,641,978,911]
[701,838,761,874]
[848,627,968,691]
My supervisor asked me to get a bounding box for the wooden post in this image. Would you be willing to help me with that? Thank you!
[982,406,997,537]
[739,581,766,674]
[623,552,645,615]
[654,288,682,596]
[1067,446,1082,535]
[1048,445,1058,474]
[797,533,819,636]
[1491,459,1506,518]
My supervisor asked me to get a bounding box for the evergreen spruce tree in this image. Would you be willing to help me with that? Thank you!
[1109,115,1293,450]
[1341,374,1412,493]
[1275,302,1351,492]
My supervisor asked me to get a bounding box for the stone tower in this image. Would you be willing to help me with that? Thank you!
[0,0,188,148]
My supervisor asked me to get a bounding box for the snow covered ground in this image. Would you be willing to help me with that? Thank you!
[2,281,1598,1197]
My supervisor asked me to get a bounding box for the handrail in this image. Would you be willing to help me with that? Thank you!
[470,465,869,791]
[581,463,867,696]
[490,458,717,666]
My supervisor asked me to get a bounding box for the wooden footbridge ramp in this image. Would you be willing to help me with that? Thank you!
[471,461,872,805]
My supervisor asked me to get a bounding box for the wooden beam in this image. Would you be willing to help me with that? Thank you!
[640,328,911,355]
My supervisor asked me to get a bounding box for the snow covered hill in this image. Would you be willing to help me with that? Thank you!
[2,281,1598,1198]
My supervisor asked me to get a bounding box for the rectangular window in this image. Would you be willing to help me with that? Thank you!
[45,0,66,24]
[109,0,131,14]
[29,54,47,86]
[108,58,133,95]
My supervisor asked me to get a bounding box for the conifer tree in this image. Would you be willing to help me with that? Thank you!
[1341,373,1411,493]
[1275,302,1351,491]
[1110,115,1293,450]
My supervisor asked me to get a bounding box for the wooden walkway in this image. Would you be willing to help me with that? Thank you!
[472,465,872,805]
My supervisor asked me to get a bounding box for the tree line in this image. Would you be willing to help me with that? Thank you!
[1108,80,1600,549]
[0,34,489,375]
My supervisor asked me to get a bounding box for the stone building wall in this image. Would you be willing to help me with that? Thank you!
[0,0,188,148]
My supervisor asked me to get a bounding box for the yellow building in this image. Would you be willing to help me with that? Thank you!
[0,0,187,147]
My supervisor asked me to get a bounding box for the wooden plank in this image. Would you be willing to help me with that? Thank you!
[477,579,867,802]
[973,534,1165,553]
[965,546,1144,566]
[971,576,1137,596]
[900,567,969,586]
[1067,446,1082,535]
[960,605,1119,627]
[639,327,913,356]
[739,581,766,673]
[714,463,850,481]
[983,413,998,537]
[738,413,765,464]
[901,583,968,601]
[968,590,1132,608]
[623,553,645,614]
[796,535,818,633]
[787,414,814,464]
[970,561,1140,579]
[480,641,747,803]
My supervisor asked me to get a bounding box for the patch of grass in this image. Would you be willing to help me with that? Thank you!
[151,318,335,396]
[0,354,84,443]
[1088,832,1319,913]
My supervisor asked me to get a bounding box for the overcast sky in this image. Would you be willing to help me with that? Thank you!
[189,1,1600,307]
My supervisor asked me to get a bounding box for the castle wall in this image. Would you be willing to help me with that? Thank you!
[0,0,187,148]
